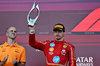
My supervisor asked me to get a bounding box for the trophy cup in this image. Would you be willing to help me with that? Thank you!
[27,2,40,26]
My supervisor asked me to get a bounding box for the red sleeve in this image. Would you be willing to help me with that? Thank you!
[68,45,76,66]
[29,34,47,51]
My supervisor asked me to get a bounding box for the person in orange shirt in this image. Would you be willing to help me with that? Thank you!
[0,27,26,66]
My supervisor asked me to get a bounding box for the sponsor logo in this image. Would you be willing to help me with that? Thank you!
[76,57,93,66]
[50,43,55,47]
[49,47,54,52]
[48,52,54,55]
[71,8,100,35]
[61,49,66,56]
[15,51,19,53]
[63,45,67,48]
[2,48,6,52]
[53,56,60,63]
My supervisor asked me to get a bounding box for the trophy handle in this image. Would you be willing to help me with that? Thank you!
[27,2,36,23]
[27,2,40,26]
[35,4,40,22]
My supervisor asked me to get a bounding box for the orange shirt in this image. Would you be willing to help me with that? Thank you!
[0,42,26,66]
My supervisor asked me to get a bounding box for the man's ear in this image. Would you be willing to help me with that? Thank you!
[6,33,8,36]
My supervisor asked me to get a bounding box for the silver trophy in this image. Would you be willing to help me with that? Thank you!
[27,2,40,26]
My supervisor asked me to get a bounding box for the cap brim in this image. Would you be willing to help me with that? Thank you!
[53,28,63,31]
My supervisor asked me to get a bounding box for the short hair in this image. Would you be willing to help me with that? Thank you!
[6,26,16,33]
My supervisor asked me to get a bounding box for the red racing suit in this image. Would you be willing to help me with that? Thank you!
[29,34,76,66]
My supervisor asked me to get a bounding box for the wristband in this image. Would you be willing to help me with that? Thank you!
[30,30,35,34]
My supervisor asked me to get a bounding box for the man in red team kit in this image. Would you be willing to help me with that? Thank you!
[28,23,76,66]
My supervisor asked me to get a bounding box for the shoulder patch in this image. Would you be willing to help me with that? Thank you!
[64,42,69,45]
[64,42,74,47]
[43,42,47,44]
[37,41,48,45]
[0,44,4,47]
[17,45,24,48]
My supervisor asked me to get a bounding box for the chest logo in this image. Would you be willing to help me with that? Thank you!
[53,56,60,63]
[61,49,66,55]
[15,51,19,53]
[50,43,55,47]
[2,48,6,52]
[48,52,54,55]
[15,49,20,53]
[63,45,67,48]
[49,47,54,52]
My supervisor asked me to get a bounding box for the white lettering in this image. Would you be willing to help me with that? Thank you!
[80,57,84,62]
[89,57,93,63]
[76,57,81,62]
[84,57,88,62]
[76,63,93,66]
[76,57,93,66]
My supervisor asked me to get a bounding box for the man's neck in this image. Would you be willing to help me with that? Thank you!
[7,38,15,46]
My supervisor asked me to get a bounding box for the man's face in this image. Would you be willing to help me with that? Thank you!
[53,30,65,41]
[6,27,17,39]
